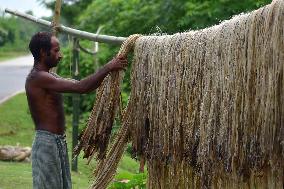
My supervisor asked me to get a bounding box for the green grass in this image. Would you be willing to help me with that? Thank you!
[0,93,141,189]
[0,161,33,188]
[0,51,29,62]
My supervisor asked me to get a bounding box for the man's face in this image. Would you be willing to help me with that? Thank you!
[45,36,62,68]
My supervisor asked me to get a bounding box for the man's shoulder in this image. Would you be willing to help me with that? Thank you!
[33,70,57,80]
[49,72,62,79]
[26,70,57,86]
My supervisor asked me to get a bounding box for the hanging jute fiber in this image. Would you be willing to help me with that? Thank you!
[76,0,284,188]
[73,34,141,162]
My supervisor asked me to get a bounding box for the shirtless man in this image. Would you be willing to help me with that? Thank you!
[25,32,127,189]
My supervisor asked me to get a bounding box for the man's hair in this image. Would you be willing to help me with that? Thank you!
[29,31,53,62]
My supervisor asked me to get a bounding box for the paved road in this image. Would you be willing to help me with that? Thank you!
[0,55,33,103]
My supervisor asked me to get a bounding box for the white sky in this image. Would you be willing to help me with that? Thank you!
[0,0,52,18]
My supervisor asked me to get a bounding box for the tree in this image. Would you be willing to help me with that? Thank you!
[0,15,39,51]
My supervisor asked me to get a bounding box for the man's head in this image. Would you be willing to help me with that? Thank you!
[29,31,62,68]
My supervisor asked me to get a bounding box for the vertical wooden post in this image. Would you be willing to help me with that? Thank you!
[51,0,62,73]
[52,0,62,36]
[71,37,80,172]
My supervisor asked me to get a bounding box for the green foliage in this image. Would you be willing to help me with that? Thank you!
[77,0,271,35]
[0,16,39,52]
[0,27,8,46]
[180,0,272,30]
[39,0,93,26]
[109,172,147,189]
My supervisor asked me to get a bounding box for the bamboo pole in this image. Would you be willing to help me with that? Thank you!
[52,0,62,36]
[4,8,126,45]
[71,38,80,172]
[51,0,62,73]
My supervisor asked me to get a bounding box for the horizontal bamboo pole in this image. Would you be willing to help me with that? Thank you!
[4,8,126,45]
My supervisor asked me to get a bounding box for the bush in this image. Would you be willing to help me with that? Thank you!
[109,172,147,189]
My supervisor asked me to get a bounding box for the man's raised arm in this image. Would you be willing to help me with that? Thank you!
[33,56,127,93]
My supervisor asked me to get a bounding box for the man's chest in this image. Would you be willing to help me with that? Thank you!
[45,90,63,105]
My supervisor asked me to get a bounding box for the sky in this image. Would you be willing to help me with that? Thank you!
[0,0,52,18]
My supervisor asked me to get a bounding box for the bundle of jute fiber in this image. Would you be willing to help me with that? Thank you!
[73,34,141,162]
[88,0,283,188]
[90,104,135,189]
[127,0,284,188]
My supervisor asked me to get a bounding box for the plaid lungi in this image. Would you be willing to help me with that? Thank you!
[32,130,72,189]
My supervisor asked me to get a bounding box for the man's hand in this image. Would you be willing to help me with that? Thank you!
[105,55,128,72]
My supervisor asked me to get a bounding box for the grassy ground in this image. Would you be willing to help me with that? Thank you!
[0,51,29,62]
[0,93,141,189]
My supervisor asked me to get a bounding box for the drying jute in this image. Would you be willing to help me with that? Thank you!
[73,34,141,162]
[75,0,284,188]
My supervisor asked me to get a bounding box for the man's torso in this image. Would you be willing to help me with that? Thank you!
[25,69,65,134]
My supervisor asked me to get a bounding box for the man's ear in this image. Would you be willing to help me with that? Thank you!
[40,49,50,58]
[40,49,46,59]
